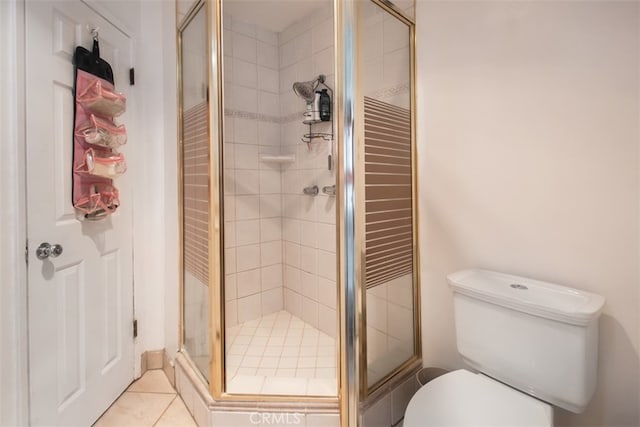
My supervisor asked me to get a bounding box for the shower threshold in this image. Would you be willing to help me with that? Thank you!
[225,310,337,396]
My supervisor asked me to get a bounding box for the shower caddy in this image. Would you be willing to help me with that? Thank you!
[72,30,127,220]
[293,74,334,171]
[295,74,333,145]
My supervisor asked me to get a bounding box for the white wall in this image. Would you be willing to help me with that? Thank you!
[108,0,179,368]
[137,0,179,365]
[162,0,180,366]
[416,1,639,426]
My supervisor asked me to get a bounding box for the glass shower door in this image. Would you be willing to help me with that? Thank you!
[219,0,339,397]
[357,0,419,393]
[179,2,211,382]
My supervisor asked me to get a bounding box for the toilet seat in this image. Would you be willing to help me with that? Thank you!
[404,369,553,426]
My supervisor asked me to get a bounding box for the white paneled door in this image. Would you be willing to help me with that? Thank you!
[26,1,134,425]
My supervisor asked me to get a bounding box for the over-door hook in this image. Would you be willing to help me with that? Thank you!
[87,26,100,57]
[88,25,100,41]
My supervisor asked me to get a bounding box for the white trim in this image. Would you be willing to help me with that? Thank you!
[0,0,29,425]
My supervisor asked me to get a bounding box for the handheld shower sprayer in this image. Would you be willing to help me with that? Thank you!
[292,74,326,103]
[293,74,332,125]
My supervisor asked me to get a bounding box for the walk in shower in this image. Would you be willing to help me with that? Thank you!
[178,0,419,424]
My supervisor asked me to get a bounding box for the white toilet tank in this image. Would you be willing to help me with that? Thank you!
[447,269,605,414]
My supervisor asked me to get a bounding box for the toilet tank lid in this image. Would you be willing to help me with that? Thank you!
[447,269,605,326]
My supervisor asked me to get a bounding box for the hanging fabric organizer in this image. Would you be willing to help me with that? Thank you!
[72,32,127,220]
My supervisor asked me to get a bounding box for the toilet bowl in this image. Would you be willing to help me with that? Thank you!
[404,370,552,426]
[404,269,605,426]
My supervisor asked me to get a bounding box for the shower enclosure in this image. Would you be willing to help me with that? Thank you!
[177,0,419,424]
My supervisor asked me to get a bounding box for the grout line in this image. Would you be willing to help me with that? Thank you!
[225,310,337,396]
[151,394,177,427]
[126,390,178,395]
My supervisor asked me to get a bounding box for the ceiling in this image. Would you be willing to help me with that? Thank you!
[222,0,329,33]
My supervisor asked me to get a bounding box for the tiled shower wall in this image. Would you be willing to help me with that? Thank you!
[223,4,337,336]
[223,18,285,327]
[361,2,411,104]
[278,5,337,338]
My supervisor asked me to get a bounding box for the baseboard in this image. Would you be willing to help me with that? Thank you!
[140,348,175,387]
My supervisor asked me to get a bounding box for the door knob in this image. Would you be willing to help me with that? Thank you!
[36,242,63,260]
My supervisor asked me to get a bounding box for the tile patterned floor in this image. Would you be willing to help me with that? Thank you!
[226,310,337,396]
[94,370,196,427]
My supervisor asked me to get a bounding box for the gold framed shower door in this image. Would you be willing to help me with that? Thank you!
[176,0,421,423]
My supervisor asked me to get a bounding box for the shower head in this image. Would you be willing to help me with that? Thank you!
[293,74,325,103]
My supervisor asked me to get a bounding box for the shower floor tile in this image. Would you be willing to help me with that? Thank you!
[226,310,337,396]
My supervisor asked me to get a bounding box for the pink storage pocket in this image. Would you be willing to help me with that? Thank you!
[76,114,127,148]
[77,75,126,117]
[74,181,120,217]
[76,148,127,178]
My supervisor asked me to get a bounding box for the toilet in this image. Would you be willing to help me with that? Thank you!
[405,269,605,426]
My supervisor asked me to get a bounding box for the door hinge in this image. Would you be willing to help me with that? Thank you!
[129,68,135,86]
[25,240,28,265]
[133,319,138,338]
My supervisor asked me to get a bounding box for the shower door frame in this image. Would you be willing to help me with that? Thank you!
[177,0,345,408]
[176,0,221,390]
[208,0,341,404]
[354,0,422,401]
[176,0,420,422]
[176,0,196,376]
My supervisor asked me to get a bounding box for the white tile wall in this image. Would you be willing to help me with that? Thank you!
[237,294,261,323]
[178,351,341,427]
[276,4,337,339]
[236,245,260,271]
[258,121,280,145]
[237,268,261,297]
[236,220,260,245]
[224,18,283,327]
[358,373,419,427]
[261,287,283,313]
[391,376,420,425]
[192,393,211,427]
[234,58,257,87]
[257,42,279,70]
[361,0,411,106]
[223,5,336,337]
[234,117,258,144]
[307,414,340,427]
[261,241,282,266]
[211,411,255,427]
[362,393,392,427]
[225,274,237,300]
[261,264,282,290]
[235,144,259,169]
